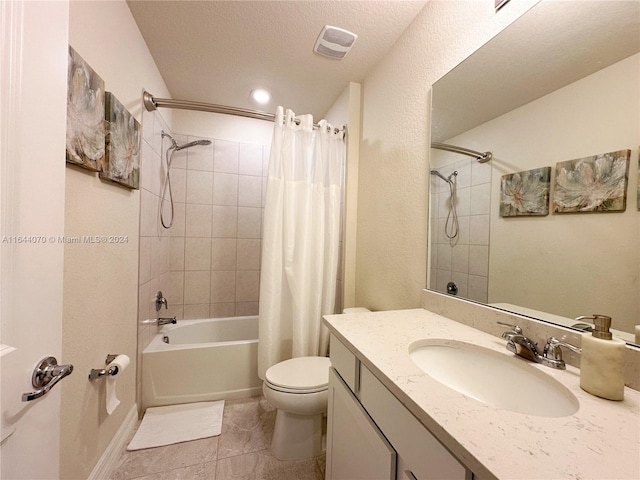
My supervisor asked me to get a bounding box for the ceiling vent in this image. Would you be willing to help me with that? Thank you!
[313,25,358,60]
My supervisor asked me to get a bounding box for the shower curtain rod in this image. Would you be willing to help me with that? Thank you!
[431,142,492,163]
[143,91,345,134]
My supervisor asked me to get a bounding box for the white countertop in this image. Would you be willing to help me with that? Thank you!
[324,308,640,480]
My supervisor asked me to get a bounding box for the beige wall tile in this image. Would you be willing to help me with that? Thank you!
[184,270,211,304]
[239,143,263,176]
[169,202,186,237]
[238,175,262,207]
[236,271,260,302]
[185,204,213,237]
[214,140,239,174]
[170,168,187,203]
[186,170,213,204]
[211,238,237,270]
[140,189,158,237]
[210,302,236,318]
[211,270,236,303]
[212,206,238,238]
[237,239,261,270]
[183,303,210,320]
[139,236,152,284]
[169,236,185,271]
[168,271,185,305]
[213,173,239,206]
[185,237,213,271]
[237,207,261,238]
[236,301,259,316]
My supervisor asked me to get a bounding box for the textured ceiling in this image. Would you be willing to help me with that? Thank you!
[127,0,427,119]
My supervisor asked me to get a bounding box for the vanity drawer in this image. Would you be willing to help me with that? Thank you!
[330,333,359,392]
[359,364,466,480]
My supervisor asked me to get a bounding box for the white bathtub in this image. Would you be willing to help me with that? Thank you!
[142,316,262,409]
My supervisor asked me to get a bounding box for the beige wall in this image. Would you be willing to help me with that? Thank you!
[62,1,172,478]
[356,0,538,310]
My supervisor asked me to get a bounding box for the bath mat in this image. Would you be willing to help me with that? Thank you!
[127,400,224,451]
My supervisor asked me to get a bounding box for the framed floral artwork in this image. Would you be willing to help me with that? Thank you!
[553,149,630,213]
[66,46,105,171]
[99,92,140,189]
[500,167,551,217]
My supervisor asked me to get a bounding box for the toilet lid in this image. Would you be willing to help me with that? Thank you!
[265,356,331,392]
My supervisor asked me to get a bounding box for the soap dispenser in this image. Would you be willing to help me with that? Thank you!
[579,314,625,401]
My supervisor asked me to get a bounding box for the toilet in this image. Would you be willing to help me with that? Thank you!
[262,307,371,460]
[263,356,331,460]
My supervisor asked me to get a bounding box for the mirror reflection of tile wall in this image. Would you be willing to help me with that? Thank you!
[429,154,492,303]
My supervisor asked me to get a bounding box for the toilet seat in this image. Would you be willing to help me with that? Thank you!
[264,356,330,394]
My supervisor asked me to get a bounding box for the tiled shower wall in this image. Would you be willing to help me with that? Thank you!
[163,134,269,320]
[137,108,172,408]
[429,156,491,303]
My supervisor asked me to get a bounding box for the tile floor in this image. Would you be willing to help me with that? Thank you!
[110,396,326,480]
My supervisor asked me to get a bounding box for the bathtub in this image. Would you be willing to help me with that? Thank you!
[142,315,262,409]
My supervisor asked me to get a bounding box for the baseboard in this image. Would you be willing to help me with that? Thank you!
[88,404,138,480]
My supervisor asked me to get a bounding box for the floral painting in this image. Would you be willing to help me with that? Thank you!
[553,149,630,213]
[99,92,140,189]
[500,167,551,217]
[66,46,105,171]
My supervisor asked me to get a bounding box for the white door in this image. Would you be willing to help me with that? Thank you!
[1,1,69,478]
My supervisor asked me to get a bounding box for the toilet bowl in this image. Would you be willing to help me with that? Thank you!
[263,356,331,460]
[263,307,370,460]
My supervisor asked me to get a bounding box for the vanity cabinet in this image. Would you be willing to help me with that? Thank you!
[326,368,396,479]
[327,334,469,480]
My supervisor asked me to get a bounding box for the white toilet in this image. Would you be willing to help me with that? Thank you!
[263,356,331,460]
[262,307,371,460]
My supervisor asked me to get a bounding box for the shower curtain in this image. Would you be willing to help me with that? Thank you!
[258,106,344,379]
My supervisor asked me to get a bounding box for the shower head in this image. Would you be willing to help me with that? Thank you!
[430,169,457,184]
[175,139,212,151]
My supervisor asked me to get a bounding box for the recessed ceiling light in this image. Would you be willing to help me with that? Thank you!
[251,89,271,105]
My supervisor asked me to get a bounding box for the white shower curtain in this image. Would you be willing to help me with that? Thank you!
[258,106,344,379]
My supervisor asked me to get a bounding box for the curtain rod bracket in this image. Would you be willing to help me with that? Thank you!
[143,90,158,112]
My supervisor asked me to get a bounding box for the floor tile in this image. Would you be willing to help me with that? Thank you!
[216,449,323,480]
[109,395,324,480]
[217,396,276,459]
[110,436,219,480]
[132,460,217,480]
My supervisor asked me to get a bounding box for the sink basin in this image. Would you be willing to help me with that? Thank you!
[409,339,579,417]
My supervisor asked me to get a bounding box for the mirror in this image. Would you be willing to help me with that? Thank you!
[428,1,640,345]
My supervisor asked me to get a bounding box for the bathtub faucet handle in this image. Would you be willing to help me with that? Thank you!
[157,317,177,326]
[155,291,168,312]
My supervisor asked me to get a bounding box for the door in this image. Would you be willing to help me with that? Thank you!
[1,1,69,478]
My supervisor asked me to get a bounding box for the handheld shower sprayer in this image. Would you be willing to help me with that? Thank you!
[160,131,212,228]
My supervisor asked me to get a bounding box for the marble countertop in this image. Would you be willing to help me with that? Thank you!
[323,308,640,480]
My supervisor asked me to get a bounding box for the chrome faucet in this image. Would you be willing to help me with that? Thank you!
[498,322,581,370]
[155,291,168,312]
[156,317,177,326]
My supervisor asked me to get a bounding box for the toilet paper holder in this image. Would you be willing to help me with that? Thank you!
[88,354,123,380]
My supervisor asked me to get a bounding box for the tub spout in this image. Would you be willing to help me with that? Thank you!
[157,317,177,326]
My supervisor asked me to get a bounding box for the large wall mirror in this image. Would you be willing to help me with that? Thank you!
[428,0,640,345]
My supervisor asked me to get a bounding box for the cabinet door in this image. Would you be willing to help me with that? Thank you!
[326,368,396,480]
[359,365,467,480]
